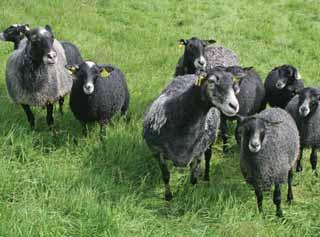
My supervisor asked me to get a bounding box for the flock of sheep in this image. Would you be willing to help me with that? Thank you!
[1,24,319,217]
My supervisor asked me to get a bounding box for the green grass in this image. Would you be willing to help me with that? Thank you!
[0,0,320,236]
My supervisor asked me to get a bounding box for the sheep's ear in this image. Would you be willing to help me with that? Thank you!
[203,39,216,46]
[45,25,52,33]
[98,64,114,77]
[65,64,79,75]
[227,66,246,78]
[20,24,30,36]
[178,39,187,48]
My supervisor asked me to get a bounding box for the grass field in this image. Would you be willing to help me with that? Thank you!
[0,0,320,236]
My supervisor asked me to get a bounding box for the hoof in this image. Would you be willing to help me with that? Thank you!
[165,192,173,201]
[296,165,303,172]
[276,210,283,218]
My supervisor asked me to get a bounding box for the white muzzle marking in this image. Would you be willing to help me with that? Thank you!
[83,83,94,95]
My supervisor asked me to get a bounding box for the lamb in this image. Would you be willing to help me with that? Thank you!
[285,87,320,173]
[66,61,130,140]
[174,37,239,77]
[238,108,300,217]
[219,66,266,152]
[5,25,72,128]
[143,69,240,200]
[264,65,304,108]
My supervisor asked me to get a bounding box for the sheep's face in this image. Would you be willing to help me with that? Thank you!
[0,24,29,42]
[202,71,239,117]
[26,25,57,65]
[66,61,112,95]
[180,37,215,72]
[298,88,320,117]
[242,118,266,153]
[274,65,301,90]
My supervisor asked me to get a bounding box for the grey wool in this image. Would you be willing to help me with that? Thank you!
[204,44,239,69]
[5,39,72,106]
[239,108,300,216]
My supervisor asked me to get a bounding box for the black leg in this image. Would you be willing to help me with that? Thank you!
[59,97,64,115]
[156,154,172,201]
[287,169,293,205]
[235,121,241,145]
[204,148,212,181]
[46,103,54,127]
[21,104,35,128]
[296,147,303,172]
[220,115,228,154]
[254,188,263,214]
[310,147,318,171]
[273,183,283,217]
[99,122,107,142]
[190,156,202,185]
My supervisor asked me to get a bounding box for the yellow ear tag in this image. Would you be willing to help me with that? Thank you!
[195,75,205,87]
[68,66,77,75]
[101,69,110,78]
[178,42,184,49]
[233,77,241,84]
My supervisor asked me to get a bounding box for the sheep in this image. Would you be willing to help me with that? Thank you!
[143,69,240,200]
[1,23,83,114]
[285,87,320,173]
[66,61,130,141]
[219,66,266,152]
[264,65,304,108]
[5,25,72,128]
[174,37,239,77]
[238,108,300,217]
[0,24,30,50]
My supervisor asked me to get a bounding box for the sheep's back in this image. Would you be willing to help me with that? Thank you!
[205,45,239,68]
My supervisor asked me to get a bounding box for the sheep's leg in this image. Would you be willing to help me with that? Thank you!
[287,169,293,205]
[220,115,229,154]
[46,103,54,128]
[234,121,241,145]
[81,122,88,136]
[310,147,318,173]
[190,156,202,185]
[58,97,64,115]
[156,154,172,201]
[296,147,304,172]
[99,112,109,142]
[204,148,212,181]
[21,104,35,129]
[273,183,283,217]
[254,188,263,214]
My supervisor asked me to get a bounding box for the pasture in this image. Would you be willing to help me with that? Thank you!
[0,0,320,236]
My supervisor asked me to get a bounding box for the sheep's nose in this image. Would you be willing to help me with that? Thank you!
[250,142,259,149]
[85,84,93,90]
[47,51,57,60]
[228,102,239,112]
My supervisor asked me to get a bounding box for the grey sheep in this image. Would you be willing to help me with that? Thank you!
[174,37,239,77]
[67,61,130,141]
[264,65,304,108]
[238,108,300,217]
[5,25,72,128]
[143,69,240,200]
[285,87,320,173]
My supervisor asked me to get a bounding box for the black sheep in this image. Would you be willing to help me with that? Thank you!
[67,61,130,140]
[264,65,304,108]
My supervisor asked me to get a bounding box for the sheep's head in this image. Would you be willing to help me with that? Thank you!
[66,61,113,95]
[298,87,320,118]
[179,37,216,72]
[237,116,282,153]
[196,69,239,117]
[273,65,302,90]
[25,25,57,65]
[0,23,29,43]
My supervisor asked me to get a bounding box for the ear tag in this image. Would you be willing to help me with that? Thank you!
[67,66,77,75]
[195,75,205,87]
[233,77,241,84]
[178,42,184,49]
[101,69,110,78]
